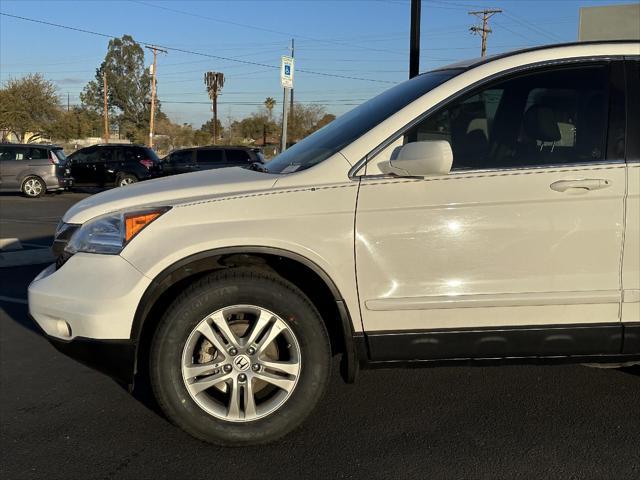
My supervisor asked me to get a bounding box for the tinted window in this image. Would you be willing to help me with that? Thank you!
[121,147,144,163]
[142,147,160,162]
[53,149,67,163]
[226,149,251,163]
[627,60,640,162]
[0,146,22,161]
[405,64,609,170]
[265,69,462,174]
[72,147,100,164]
[171,150,193,164]
[198,149,224,164]
[25,148,48,160]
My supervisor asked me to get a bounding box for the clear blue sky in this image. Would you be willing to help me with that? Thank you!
[1,0,636,127]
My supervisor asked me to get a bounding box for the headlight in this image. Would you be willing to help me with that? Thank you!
[65,207,170,255]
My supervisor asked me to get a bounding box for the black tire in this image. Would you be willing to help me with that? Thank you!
[21,176,46,198]
[116,173,138,187]
[149,267,331,446]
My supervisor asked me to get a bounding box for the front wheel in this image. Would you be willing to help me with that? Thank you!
[116,173,137,187]
[150,268,331,445]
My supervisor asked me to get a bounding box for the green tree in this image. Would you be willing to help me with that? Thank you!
[199,119,224,143]
[50,107,102,141]
[80,35,152,141]
[287,104,333,141]
[0,74,61,143]
[230,113,278,142]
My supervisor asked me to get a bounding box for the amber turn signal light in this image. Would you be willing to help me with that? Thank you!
[124,209,167,242]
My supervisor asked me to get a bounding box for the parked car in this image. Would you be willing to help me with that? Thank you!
[162,146,264,176]
[29,41,640,446]
[0,144,72,198]
[66,144,161,188]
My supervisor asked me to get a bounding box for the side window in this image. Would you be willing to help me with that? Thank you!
[73,147,99,164]
[171,150,193,164]
[27,148,48,160]
[0,147,19,161]
[626,60,640,162]
[404,64,609,171]
[226,149,251,164]
[14,147,27,161]
[121,147,144,163]
[197,149,224,164]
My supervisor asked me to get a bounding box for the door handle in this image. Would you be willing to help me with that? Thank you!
[550,178,611,194]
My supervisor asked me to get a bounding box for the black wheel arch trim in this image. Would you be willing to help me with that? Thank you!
[130,246,362,384]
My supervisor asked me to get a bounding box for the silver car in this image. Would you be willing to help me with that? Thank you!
[0,144,72,198]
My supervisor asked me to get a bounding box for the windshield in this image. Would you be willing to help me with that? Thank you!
[264,69,463,174]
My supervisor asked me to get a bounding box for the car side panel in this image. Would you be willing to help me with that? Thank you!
[623,163,640,323]
[120,155,364,332]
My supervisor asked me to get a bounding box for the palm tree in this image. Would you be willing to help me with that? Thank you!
[264,97,276,121]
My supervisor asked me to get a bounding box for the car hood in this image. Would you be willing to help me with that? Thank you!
[63,167,279,224]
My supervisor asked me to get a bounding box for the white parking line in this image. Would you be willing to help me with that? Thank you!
[0,295,28,305]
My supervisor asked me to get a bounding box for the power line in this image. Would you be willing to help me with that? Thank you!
[0,12,396,84]
[130,0,406,56]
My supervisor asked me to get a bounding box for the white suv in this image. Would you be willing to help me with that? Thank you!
[29,42,640,445]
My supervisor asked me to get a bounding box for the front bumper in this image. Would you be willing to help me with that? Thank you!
[28,254,152,384]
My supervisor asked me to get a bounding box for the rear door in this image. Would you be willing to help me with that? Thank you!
[196,148,226,170]
[69,147,100,186]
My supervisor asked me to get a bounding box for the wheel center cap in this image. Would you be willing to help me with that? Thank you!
[233,354,251,371]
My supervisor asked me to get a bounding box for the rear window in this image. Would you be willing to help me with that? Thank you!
[53,149,67,163]
[122,147,160,163]
[142,147,160,162]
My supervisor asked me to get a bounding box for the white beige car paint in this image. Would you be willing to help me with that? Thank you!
[29,42,639,341]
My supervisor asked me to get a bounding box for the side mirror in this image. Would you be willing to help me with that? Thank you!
[387,140,453,177]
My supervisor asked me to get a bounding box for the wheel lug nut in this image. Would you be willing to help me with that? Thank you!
[247,347,255,355]
[252,364,260,372]
[229,347,238,356]
[238,374,247,382]
[223,364,232,373]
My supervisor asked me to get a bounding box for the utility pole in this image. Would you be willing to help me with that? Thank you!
[204,72,225,144]
[409,0,421,78]
[102,71,109,143]
[289,38,294,119]
[469,9,502,58]
[145,45,167,148]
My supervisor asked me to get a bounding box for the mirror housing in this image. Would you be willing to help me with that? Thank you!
[387,140,453,177]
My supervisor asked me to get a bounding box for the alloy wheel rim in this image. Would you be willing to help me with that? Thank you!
[181,305,301,422]
[120,177,135,186]
[24,179,42,196]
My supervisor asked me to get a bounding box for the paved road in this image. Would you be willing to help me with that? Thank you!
[1,192,640,480]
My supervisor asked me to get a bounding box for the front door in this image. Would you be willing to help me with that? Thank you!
[355,62,626,359]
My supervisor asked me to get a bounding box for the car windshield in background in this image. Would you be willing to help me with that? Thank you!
[264,69,463,174]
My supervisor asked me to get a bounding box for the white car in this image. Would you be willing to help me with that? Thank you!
[29,41,640,445]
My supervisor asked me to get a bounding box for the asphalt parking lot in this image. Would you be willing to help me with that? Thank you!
[1,191,639,480]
